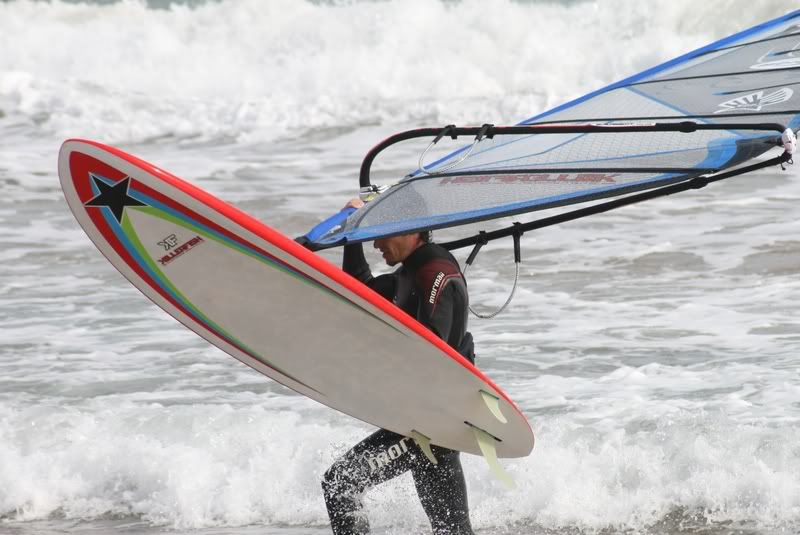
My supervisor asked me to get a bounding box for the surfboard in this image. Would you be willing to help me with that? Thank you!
[58,139,534,479]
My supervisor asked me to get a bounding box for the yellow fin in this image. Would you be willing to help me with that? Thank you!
[480,390,508,424]
[471,425,515,489]
[410,430,438,465]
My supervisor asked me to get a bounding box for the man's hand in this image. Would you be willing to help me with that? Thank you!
[344,198,365,210]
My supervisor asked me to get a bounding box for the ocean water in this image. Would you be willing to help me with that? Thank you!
[1,0,799,534]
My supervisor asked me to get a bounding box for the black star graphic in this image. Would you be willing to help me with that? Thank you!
[84,174,147,223]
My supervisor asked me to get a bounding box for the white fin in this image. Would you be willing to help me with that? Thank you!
[480,390,508,424]
[470,425,515,489]
[410,430,438,465]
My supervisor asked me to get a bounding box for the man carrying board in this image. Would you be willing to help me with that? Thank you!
[322,198,476,535]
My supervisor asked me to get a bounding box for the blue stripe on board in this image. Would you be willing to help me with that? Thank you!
[92,191,323,390]
[94,192,192,319]
[91,175,370,330]
[89,175,305,339]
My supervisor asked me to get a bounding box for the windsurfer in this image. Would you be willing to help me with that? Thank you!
[322,198,476,535]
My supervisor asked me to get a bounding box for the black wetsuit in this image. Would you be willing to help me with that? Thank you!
[322,242,475,535]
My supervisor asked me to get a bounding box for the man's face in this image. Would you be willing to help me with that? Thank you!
[373,234,423,266]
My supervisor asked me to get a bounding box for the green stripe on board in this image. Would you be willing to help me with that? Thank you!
[122,208,324,394]
[136,205,407,334]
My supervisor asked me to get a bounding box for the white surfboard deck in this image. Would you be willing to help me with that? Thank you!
[58,139,534,462]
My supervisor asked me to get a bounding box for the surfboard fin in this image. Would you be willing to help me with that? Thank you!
[470,424,515,489]
[480,390,508,424]
[410,430,438,465]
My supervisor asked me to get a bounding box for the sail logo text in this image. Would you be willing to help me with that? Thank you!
[438,173,619,185]
[715,88,793,114]
[750,32,800,70]
[157,235,204,266]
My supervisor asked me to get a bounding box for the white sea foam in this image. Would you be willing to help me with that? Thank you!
[0,0,794,144]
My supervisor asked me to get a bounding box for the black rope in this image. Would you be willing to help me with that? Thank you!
[462,229,522,319]
[512,224,522,264]
[476,123,495,141]
[432,124,458,144]
[465,231,488,267]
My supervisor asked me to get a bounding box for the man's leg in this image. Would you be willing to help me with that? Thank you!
[322,429,420,534]
[411,446,474,535]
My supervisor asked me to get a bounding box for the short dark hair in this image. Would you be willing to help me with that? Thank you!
[421,230,432,243]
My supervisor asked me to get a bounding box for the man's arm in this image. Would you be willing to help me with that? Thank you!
[414,259,464,342]
[339,197,375,284]
[419,275,475,363]
[342,243,374,284]
[343,243,402,302]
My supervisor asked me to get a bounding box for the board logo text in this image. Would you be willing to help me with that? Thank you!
[157,235,204,266]
[158,234,179,250]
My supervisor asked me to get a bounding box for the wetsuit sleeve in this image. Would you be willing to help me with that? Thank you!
[425,283,456,340]
[413,260,464,342]
[426,279,475,363]
[342,243,397,301]
[342,243,373,284]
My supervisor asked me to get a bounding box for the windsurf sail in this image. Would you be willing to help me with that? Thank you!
[301,10,800,251]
